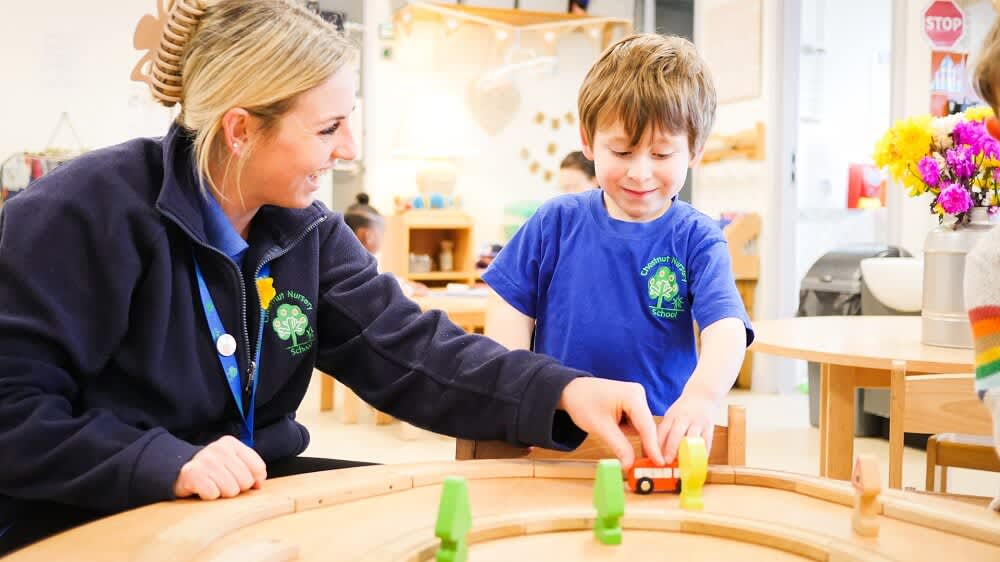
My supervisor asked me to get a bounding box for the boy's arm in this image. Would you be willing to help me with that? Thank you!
[658,317,747,462]
[485,290,535,350]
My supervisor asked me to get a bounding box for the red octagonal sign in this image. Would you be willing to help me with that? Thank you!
[924,0,965,49]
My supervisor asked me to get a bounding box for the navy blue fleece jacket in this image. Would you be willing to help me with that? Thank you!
[0,125,587,519]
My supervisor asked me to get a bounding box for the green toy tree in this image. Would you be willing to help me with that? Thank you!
[435,476,472,562]
[593,459,625,545]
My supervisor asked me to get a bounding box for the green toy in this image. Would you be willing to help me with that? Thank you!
[592,459,625,545]
[435,476,472,562]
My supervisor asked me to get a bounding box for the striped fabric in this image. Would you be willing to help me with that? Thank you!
[965,227,1000,400]
[971,305,1000,397]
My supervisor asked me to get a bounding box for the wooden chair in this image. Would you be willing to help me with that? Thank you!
[926,433,1000,493]
[455,404,746,466]
[887,366,994,490]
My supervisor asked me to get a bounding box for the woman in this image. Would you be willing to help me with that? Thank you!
[0,0,662,552]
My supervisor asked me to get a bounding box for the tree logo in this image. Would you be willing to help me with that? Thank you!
[648,267,679,309]
[268,290,315,356]
[641,256,687,320]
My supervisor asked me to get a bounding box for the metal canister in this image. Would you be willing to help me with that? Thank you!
[922,207,996,348]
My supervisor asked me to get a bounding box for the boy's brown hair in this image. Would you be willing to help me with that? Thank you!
[578,34,717,156]
[975,18,1000,112]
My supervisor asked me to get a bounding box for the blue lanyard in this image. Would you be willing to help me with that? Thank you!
[193,258,270,447]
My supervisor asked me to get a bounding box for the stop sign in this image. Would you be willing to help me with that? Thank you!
[924,0,965,49]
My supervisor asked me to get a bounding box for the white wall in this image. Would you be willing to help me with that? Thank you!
[363,1,627,252]
[0,0,173,162]
[694,0,786,391]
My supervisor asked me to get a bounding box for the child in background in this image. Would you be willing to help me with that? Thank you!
[557,151,597,194]
[344,193,386,254]
[345,193,428,297]
[962,16,1000,511]
[483,34,753,463]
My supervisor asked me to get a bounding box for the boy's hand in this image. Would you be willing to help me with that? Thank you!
[658,390,720,463]
[558,377,664,469]
[173,435,267,500]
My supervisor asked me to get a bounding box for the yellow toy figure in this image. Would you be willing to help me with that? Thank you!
[678,436,708,511]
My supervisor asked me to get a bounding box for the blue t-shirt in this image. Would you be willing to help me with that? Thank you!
[483,189,754,414]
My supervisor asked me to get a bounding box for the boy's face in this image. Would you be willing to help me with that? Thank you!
[582,121,704,222]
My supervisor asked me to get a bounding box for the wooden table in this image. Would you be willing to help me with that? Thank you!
[751,316,974,487]
[411,290,487,333]
[9,460,998,562]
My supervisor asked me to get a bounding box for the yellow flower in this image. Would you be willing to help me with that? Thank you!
[873,133,893,169]
[965,105,995,122]
[257,277,276,310]
[893,115,933,164]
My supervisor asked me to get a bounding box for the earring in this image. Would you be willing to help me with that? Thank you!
[232,142,239,149]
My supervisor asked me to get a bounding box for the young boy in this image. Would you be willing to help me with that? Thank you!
[963,16,1000,511]
[483,34,753,463]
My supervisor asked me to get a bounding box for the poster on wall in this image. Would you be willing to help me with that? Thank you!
[930,51,974,116]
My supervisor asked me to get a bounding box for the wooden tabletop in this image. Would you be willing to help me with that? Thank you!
[411,290,488,331]
[751,316,974,373]
[8,461,998,562]
[411,291,488,314]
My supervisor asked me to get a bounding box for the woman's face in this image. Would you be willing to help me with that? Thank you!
[240,65,357,209]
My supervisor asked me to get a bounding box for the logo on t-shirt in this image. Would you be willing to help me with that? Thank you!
[269,289,315,356]
[641,256,687,319]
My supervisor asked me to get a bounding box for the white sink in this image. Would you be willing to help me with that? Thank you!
[860,257,923,312]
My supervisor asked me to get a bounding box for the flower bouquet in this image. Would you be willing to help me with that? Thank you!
[874,106,1000,226]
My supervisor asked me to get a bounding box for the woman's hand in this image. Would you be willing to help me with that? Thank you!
[173,435,267,500]
[558,377,664,469]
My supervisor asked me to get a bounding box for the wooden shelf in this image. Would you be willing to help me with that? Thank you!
[701,123,765,164]
[382,210,477,287]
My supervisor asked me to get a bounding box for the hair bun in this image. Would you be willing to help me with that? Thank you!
[356,193,370,205]
[131,0,208,108]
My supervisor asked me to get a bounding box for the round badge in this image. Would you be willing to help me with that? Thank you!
[216,333,237,357]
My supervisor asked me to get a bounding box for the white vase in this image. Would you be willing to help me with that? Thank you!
[921,206,997,348]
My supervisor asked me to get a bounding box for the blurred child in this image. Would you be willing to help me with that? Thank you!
[345,193,428,297]
[963,16,1000,511]
[557,151,597,194]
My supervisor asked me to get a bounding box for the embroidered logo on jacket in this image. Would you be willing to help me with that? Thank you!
[641,256,687,319]
[269,290,315,355]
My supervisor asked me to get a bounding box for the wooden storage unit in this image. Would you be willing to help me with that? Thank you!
[382,210,477,286]
[723,213,761,390]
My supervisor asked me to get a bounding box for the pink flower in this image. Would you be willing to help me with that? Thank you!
[937,182,973,215]
[918,156,941,186]
[946,147,976,179]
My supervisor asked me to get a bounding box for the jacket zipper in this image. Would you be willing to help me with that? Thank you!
[159,209,327,401]
[244,216,327,394]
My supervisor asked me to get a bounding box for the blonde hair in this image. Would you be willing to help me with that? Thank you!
[148,0,356,200]
[974,18,1000,113]
[578,34,716,156]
